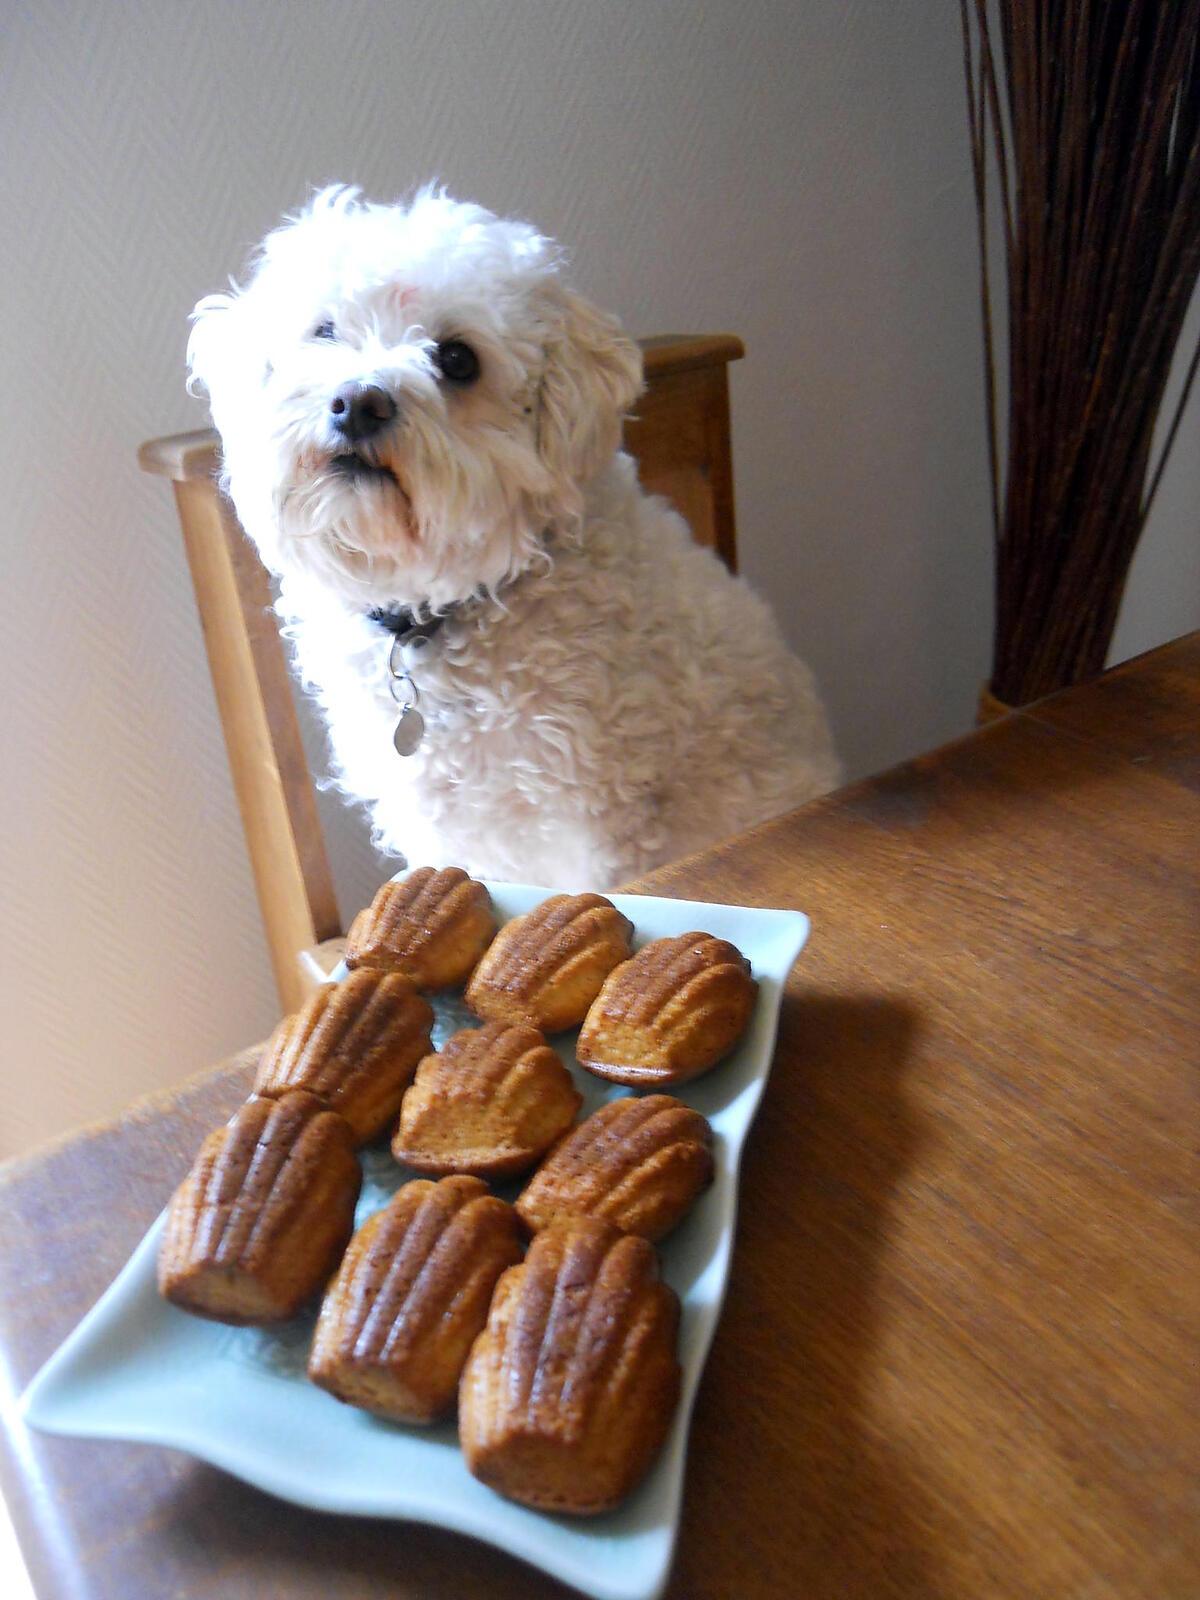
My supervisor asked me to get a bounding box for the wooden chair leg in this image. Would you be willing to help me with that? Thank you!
[170,478,342,1013]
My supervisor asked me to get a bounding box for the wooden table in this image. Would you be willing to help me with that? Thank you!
[2,634,1196,1600]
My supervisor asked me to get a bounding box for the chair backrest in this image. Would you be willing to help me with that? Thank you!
[139,333,744,1011]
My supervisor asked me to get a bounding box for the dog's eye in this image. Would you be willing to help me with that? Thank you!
[312,320,337,341]
[434,339,480,386]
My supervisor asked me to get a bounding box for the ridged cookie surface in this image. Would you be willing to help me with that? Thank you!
[576,932,757,1085]
[516,1094,713,1241]
[344,867,496,990]
[309,1175,521,1423]
[158,1091,361,1324]
[464,893,633,1032]
[391,1022,582,1178]
[459,1217,680,1514]
[254,971,433,1144]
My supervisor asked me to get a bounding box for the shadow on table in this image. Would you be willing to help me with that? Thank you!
[670,987,949,1599]
[159,1462,579,1599]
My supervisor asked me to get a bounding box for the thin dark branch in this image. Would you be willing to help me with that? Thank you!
[960,0,1003,545]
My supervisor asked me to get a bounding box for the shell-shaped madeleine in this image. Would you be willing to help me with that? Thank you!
[459,1217,680,1514]
[309,1175,521,1423]
[158,1091,361,1325]
[254,971,433,1144]
[391,1022,582,1179]
[464,893,634,1032]
[344,867,496,990]
[516,1094,713,1241]
[575,932,758,1086]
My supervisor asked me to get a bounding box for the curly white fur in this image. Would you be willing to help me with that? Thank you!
[189,186,840,889]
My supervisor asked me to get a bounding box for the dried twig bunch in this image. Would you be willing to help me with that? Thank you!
[960,2,1200,705]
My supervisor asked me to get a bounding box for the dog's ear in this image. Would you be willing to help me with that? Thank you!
[537,285,644,499]
[187,287,267,425]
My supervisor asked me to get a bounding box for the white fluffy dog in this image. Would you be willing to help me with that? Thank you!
[188,187,839,888]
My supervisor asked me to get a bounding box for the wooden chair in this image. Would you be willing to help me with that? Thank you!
[139,334,744,1013]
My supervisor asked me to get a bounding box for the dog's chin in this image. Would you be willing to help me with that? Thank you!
[276,448,545,609]
[326,454,414,522]
[276,458,421,595]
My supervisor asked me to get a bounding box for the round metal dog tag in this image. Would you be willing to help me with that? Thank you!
[392,706,425,756]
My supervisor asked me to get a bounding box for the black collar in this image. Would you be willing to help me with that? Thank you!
[368,539,551,645]
[367,582,497,646]
[366,605,449,647]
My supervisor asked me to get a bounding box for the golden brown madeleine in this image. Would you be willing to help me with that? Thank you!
[391,1022,582,1179]
[253,971,433,1144]
[516,1094,713,1241]
[459,1217,680,1514]
[309,1175,521,1423]
[575,932,758,1086]
[344,867,496,990]
[464,893,634,1032]
[158,1091,361,1325]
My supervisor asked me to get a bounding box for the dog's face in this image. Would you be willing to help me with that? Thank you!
[188,187,643,610]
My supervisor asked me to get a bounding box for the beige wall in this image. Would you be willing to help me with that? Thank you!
[2,1,1195,1158]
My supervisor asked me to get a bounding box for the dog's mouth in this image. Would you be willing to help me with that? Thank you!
[331,453,402,490]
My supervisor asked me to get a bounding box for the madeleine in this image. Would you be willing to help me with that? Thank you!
[460,1216,680,1514]
[464,893,633,1032]
[344,867,496,990]
[576,932,757,1085]
[516,1094,713,1241]
[254,970,433,1144]
[392,1021,581,1179]
[158,1091,361,1324]
[309,1176,521,1423]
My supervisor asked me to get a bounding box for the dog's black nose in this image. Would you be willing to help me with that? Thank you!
[330,381,397,441]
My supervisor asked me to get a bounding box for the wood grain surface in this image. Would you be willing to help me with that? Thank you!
[1,635,1196,1600]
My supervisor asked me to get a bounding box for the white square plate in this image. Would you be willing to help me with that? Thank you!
[22,881,809,1600]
